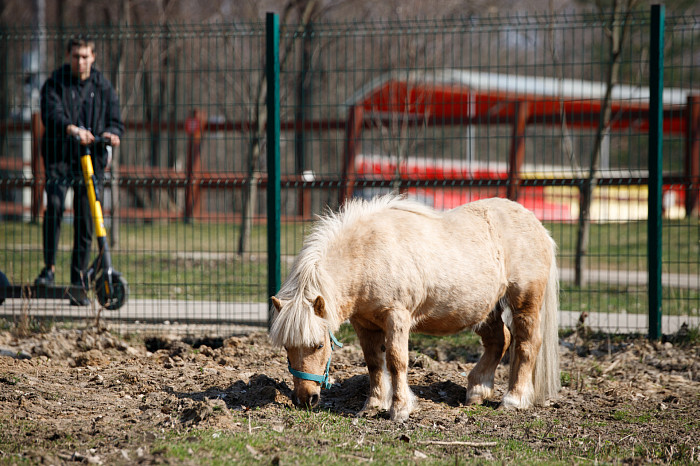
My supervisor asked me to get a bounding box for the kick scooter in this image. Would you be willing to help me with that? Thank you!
[79,135,128,310]
[0,135,128,310]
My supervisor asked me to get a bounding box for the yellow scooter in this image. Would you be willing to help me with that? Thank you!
[80,135,128,310]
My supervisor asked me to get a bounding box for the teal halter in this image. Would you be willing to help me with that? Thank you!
[287,330,343,390]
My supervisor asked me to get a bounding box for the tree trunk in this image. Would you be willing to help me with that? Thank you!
[238,102,266,255]
[574,1,631,286]
[236,0,318,254]
[238,135,263,255]
[294,18,316,217]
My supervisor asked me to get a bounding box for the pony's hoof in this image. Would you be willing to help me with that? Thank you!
[357,407,380,418]
[389,407,411,422]
[500,393,532,410]
[359,397,386,418]
[498,401,517,410]
[466,384,493,405]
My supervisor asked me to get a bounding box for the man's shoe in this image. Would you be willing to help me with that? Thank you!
[35,268,55,286]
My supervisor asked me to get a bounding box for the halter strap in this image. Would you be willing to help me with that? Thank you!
[287,329,343,390]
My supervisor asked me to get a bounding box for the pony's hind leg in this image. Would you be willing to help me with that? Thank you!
[350,319,391,415]
[501,284,545,410]
[466,303,511,405]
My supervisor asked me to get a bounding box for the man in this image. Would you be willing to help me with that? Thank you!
[35,38,124,306]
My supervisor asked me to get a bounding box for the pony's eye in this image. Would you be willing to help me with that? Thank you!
[317,344,324,350]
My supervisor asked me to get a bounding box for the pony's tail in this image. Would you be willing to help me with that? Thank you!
[533,243,560,406]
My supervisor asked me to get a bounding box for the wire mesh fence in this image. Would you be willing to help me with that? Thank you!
[0,10,698,336]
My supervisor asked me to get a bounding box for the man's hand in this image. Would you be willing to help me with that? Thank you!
[66,125,95,145]
[101,132,121,147]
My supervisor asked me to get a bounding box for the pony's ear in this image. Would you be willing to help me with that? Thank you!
[313,296,326,318]
[271,296,283,312]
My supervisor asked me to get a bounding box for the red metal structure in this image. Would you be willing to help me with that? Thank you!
[339,70,699,217]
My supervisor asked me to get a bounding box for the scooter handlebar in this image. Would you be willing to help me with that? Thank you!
[93,135,112,146]
[71,124,119,148]
[71,133,112,147]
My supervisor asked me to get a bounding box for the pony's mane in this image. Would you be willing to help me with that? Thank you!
[270,194,436,347]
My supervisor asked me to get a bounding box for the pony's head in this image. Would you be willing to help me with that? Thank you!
[270,295,342,409]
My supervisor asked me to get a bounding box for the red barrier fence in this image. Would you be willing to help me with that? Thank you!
[1,94,699,222]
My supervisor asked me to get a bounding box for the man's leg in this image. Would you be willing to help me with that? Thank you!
[37,165,69,285]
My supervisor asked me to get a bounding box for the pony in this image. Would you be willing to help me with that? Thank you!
[270,194,559,421]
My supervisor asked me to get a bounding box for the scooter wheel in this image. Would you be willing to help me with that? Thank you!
[96,272,128,310]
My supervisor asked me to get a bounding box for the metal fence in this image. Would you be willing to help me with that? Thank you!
[0,9,698,336]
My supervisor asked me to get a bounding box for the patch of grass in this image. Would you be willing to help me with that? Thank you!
[154,411,403,464]
[0,319,12,332]
[461,404,499,418]
[520,418,548,430]
[589,362,603,377]
[499,438,569,463]
[152,409,562,465]
[560,371,572,387]
[579,420,609,428]
[548,218,699,318]
[683,419,700,434]
[0,373,22,385]
[409,330,483,363]
[335,323,484,364]
[632,441,696,464]
[334,322,358,345]
[546,218,699,275]
[118,331,145,346]
[560,283,700,316]
[611,408,654,424]
[11,315,55,339]
[0,220,305,302]
[0,417,86,461]
[4,401,695,464]
[667,324,700,346]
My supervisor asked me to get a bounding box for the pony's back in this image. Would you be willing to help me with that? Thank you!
[311,196,511,333]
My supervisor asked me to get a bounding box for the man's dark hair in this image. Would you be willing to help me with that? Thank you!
[66,38,95,54]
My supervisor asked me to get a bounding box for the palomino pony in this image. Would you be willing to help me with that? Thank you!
[270,194,559,421]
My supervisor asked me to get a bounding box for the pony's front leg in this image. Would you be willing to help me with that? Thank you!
[384,308,415,421]
[351,319,391,416]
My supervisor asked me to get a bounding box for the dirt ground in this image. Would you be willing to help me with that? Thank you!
[0,321,698,464]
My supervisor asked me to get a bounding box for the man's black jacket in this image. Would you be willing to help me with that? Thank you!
[40,63,124,174]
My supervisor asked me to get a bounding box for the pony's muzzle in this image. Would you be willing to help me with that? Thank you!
[292,390,320,408]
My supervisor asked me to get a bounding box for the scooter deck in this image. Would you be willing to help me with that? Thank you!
[0,284,88,301]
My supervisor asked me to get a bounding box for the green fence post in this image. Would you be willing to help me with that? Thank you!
[648,4,664,340]
[266,12,281,328]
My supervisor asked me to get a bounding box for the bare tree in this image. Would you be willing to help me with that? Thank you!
[374,37,432,195]
[574,0,638,286]
[236,0,320,255]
